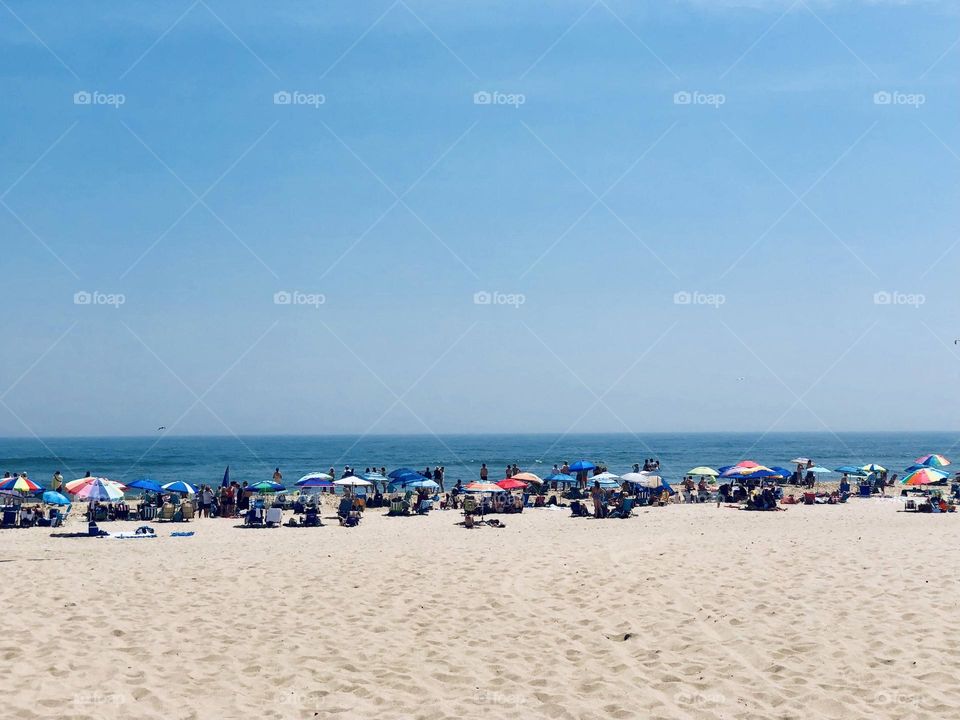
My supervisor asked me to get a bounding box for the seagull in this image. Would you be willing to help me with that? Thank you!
[157,426,166,431]
[736,377,745,382]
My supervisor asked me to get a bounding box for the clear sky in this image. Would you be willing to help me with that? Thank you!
[1,0,957,437]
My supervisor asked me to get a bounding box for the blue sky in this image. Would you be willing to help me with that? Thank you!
[1,0,958,437]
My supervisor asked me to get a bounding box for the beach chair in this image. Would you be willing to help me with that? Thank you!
[1,507,19,527]
[608,498,635,519]
[387,498,409,516]
[179,500,196,521]
[569,501,590,517]
[338,498,360,527]
[802,492,816,505]
[157,503,176,522]
[416,499,432,515]
[265,507,282,527]
[858,483,872,498]
[303,507,321,526]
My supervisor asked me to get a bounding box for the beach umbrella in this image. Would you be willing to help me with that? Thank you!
[41,490,71,505]
[805,466,833,474]
[296,472,333,486]
[65,476,124,493]
[387,475,431,490]
[402,479,439,490]
[742,469,779,480]
[464,482,503,493]
[362,472,388,483]
[248,481,284,492]
[221,466,230,488]
[388,468,420,479]
[687,466,718,477]
[861,464,886,473]
[161,480,197,495]
[124,478,163,493]
[0,489,21,500]
[833,466,868,476]
[768,466,794,478]
[916,454,950,468]
[511,472,542,485]
[902,467,949,486]
[297,478,334,488]
[544,473,576,485]
[333,478,372,487]
[734,460,761,468]
[591,472,621,488]
[497,478,527,490]
[567,460,595,472]
[623,472,663,489]
[0,476,41,493]
[70,478,124,502]
[721,464,772,478]
[790,457,813,465]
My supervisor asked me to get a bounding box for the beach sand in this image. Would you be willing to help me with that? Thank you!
[3,498,959,719]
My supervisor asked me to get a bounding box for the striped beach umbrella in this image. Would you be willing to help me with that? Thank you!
[901,467,949,486]
[861,464,886,473]
[161,481,197,495]
[915,454,950,468]
[65,476,123,493]
[70,478,125,502]
[0,476,41,493]
[464,482,503,493]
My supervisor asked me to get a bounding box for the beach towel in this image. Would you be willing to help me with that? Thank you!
[111,531,157,539]
[170,531,195,537]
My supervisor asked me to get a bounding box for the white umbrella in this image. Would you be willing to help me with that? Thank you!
[626,472,664,489]
[333,478,373,487]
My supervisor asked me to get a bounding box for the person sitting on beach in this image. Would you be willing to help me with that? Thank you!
[681,477,695,503]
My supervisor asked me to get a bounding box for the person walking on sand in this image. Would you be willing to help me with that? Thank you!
[590,480,605,518]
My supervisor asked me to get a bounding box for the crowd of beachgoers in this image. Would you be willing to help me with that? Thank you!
[2,452,959,534]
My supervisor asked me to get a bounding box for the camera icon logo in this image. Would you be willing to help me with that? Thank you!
[873,91,892,105]
[74,91,92,105]
[873,291,891,305]
[673,290,691,305]
[473,290,492,305]
[74,290,92,305]
[274,290,292,305]
[273,91,292,105]
[473,91,492,105]
[673,91,692,105]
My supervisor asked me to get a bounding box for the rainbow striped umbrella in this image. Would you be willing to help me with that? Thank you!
[915,454,950,468]
[65,476,124,493]
[70,478,125,501]
[0,476,41,493]
[901,467,949,486]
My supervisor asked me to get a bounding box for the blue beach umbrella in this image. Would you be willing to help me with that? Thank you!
[544,473,576,485]
[768,467,794,478]
[567,460,596,472]
[41,490,71,505]
[388,468,420,479]
[296,473,333,486]
[162,481,197,495]
[834,466,868,476]
[124,478,164,493]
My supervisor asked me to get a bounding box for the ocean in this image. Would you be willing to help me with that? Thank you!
[0,432,956,488]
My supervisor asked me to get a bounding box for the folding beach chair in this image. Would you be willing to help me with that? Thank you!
[338,498,360,527]
[608,498,635,519]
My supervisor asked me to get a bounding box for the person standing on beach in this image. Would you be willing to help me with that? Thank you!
[201,485,215,517]
[561,461,570,476]
[273,467,282,483]
[590,480,604,518]
[480,463,488,482]
[51,470,63,492]
[436,466,444,491]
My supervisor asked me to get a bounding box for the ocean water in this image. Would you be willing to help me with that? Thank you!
[0,432,956,488]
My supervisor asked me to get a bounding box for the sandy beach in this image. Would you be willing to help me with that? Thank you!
[3,498,958,720]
